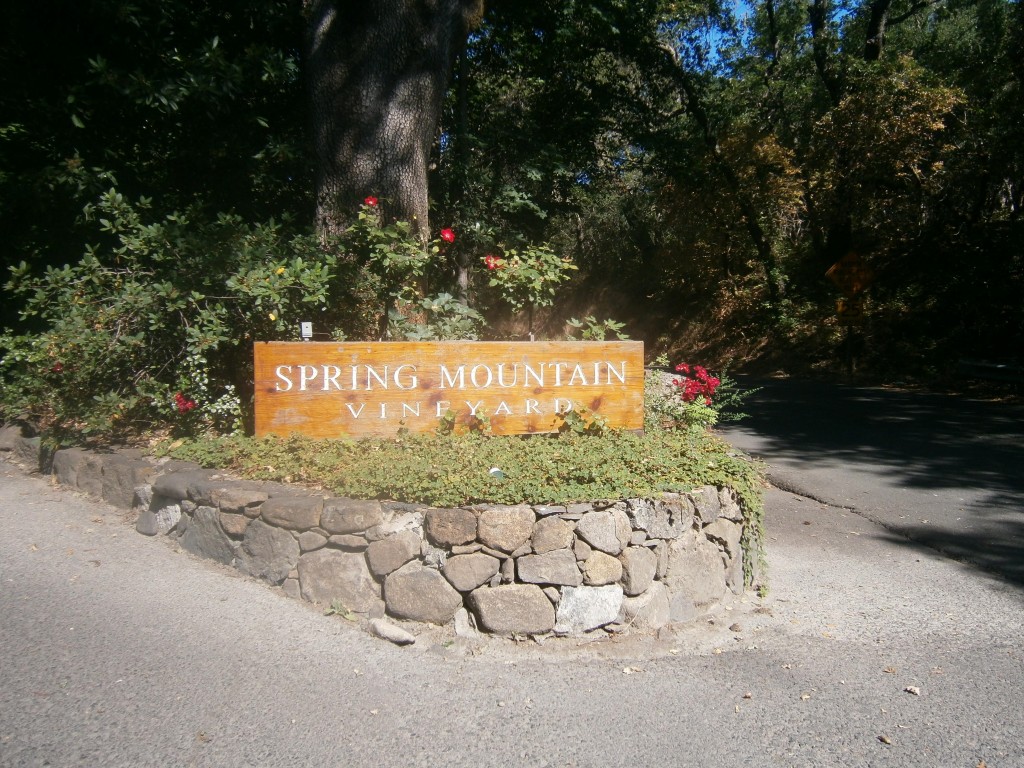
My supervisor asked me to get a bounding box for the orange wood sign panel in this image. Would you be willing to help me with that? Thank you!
[254,341,644,438]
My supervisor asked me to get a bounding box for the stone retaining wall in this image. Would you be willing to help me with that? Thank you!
[1,424,748,638]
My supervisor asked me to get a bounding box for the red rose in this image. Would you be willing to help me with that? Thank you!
[439,228,455,243]
[364,196,378,207]
[174,392,198,414]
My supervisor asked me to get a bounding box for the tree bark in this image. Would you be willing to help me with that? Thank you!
[306,0,481,238]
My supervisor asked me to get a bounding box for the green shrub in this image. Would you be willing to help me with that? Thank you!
[0,193,486,440]
[644,355,756,433]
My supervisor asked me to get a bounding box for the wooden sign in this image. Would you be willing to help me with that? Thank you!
[254,341,645,438]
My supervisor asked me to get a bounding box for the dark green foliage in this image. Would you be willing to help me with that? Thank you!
[0,192,377,440]
[4,0,1023,450]
[0,0,309,326]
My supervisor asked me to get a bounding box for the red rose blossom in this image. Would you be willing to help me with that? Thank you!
[484,254,502,270]
[672,363,719,404]
[363,196,378,207]
[174,392,198,414]
[439,228,455,243]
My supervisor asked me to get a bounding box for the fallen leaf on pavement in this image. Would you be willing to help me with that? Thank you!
[904,686,921,696]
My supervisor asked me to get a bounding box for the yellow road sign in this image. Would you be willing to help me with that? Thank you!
[827,252,874,297]
[837,296,866,326]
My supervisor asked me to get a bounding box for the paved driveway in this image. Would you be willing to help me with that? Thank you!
[2,456,1023,767]
[718,379,1024,584]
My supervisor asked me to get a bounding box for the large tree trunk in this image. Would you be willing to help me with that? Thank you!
[306,0,481,238]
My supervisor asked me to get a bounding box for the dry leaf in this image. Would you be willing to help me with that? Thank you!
[743,692,753,699]
[800,693,811,700]
[883,667,897,674]
[904,686,921,696]
[878,735,892,745]
[622,666,643,675]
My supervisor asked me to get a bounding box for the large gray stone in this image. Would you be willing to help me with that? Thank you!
[477,505,535,553]
[573,538,592,561]
[442,553,501,592]
[384,563,463,624]
[581,551,622,586]
[99,453,154,509]
[619,546,658,596]
[453,607,480,638]
[423,507,477,546]
[725,547,745,595]
[321,498,384,534]
[51,448,104,498]
[532,517,574,554]
[298,530,328,552]
[0,424,39,469]
[704,519,743,559]
[218,512,250,537]
[298,548,382,614]
[206,484,268,515]
[654,539,669,580]
[669,593,699,623]
[261,496,323,531]
[516,550,582,587]
[179,506,238,565]
[150,468,217,502]
[135,508,161,537]
[663,535,727,610]
[237,519,300,584]
[135,484,183,536]
[329,534,368,550]
[718,488,744,522]
[554,585,624,634]
[151,498,183,535]
[575,510,623,555]
[612,507,632,550]
[691,486,721,525]
[620,581,671,630]
[628,494,694,539]
[365,510,424,542]
[365,530,421,577]
[469,584,556,635]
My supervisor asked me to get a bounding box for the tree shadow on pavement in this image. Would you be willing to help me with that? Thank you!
[721,379,1024,586]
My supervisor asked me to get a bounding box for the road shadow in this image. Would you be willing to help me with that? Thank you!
[720,379,1024,586]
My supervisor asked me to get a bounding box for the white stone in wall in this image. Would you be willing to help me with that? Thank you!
[554,585,624,634]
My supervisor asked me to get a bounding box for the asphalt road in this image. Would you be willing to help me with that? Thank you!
[2,450,1022,767]
[717,378,1024,585]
